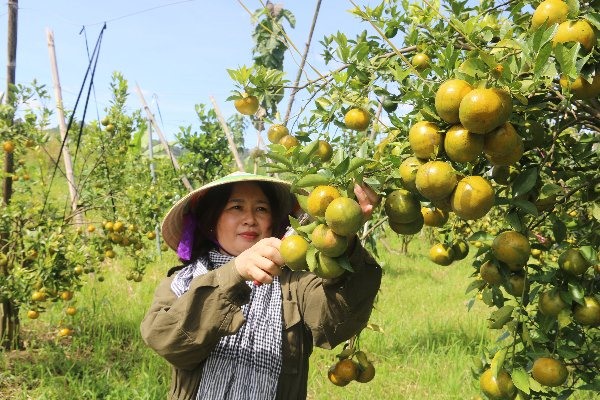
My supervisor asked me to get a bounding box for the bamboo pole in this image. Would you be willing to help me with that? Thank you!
[134,83,193,191]
[46,29,84,226]
[209,96,244,171]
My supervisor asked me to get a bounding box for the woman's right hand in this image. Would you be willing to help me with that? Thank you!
[234,238,284,284]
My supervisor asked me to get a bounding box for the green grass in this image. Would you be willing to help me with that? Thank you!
[0,235,589,399]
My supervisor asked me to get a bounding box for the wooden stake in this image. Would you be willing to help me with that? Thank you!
[46,29,84,226]
[209,96,244,171]
[135,83,193,191]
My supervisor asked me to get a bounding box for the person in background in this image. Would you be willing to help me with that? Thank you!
[140,171,382,400]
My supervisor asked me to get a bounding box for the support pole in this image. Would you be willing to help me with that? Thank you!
[46,29,84,225]
[209,96,244,171]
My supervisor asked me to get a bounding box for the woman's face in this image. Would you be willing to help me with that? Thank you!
[215,182,273,256]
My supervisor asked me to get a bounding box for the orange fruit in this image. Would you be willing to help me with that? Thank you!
[450,176,495,220]
[58,328,73,337]
[459,88,505,134]
[334,358,360,382]
[311,224,348,257]
[484,122,524,166]
[344,108,370,131]
[479,368,516,400]
[280,235,310,271]
[552,20,596,52]
[532,357,568,387]
[531,0,569,30]
[480,261,503,285]
[492,88,513,124]
[87,224,96,233]
[355,360,375,383]
[60,291,73,301]
[234,94,259,115]
[415,161,457,201]
[147,231,156,240]
[429,243,454,266]
[451,239,469,260]
[315,253,346,279]
[399,156,426,192]
[27,310,40,319]
[411,53,430,70]
[278,134,299,149]
[315,140,333,162]
[267,124,289,144]
[105,249,116,259]
[384,189,421,224]
[435,79,473,124]
[492,231,531,271]
[444,124,484,163]
[539,290,567,317]
[491,165,518,185]
[560,73,600,99]
[506,274,526,296]
[558,248,590,276]
[328,365,350,387]
[65,306,77,316]
[388,212,424,235]
[408,121,443,160]
[3,141,15,153]
[325,197,363,236]
[307,185,341,218]
[573,296,600,326]
[421,206,448,227]
[31,291,47,302]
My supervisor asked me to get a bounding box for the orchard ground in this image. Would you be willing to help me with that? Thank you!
[0,234,595,400]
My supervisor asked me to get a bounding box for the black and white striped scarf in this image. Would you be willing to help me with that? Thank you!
[171,249,283,400]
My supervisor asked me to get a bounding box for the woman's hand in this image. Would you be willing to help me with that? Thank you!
[234,237,284,284]
[353,182,380,222]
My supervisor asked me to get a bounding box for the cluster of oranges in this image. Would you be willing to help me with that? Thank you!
[327,350,375,386]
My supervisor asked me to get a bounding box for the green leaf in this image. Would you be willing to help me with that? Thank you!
[347,157,368,174]
[532,24,557,53]
[511,367,531,394]
[293,174,330,188]
[332,157,351,177]
[465,279,486,294]
[550,216,567,243]
[578,246,597,265]
[568,281,585,303]
[512,168,538,198]
[488,305,514,329]
[512,199,539,217]
[490,348,508,376]
[335,254,354,273]
[534,43,554,78]
[306,246,319,273]
[267,151,292,167]
[505,211,524,231]
[553,42,580,78]
[584,12,600,30]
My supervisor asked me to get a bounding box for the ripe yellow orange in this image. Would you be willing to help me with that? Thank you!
[315,140,333,162]
[532,357,569,387]
[58,328,73,337]
[421,206,448,227]
[408,121,443,160]
[280,235,310,271]
[451,239,469,260]
[307,185,341,218]
[429,243,454,266]
[311,224,348,257]
[60,291,73,301]
[415,160,457,201]
[399,156,426,192]
[147,231,157,240]
[31,291,47,302]
[27,310,40,319]
[558,248,590,276]
[480,261,503,285]
[484,122,524,166]
[531,0,569,30]
[450,176,495,220]
[267,124,289,144]
[492,88,513,124]
[552,20,597,52]
[87,224,96,233]
[411,53,431,70]
[491,165,518,185]
[65,306,77,316]
[435,79,473,124]
[278,134,300,149]
[492,231,530,271]
[479,368,516,400]
[444,124,484,163]
[573,296,600,326]
[459,88,505,134]
[105,249,116,259]
[234,94,259,115]
[325,197,363,236]
[3,141,15,153]
[384,189,421,224]
[560,73,600,99]
[539,290,567,317]
[344,108,370,131]
[355,361,375,383]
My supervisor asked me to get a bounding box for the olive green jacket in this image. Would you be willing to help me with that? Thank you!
[140,243,381,400]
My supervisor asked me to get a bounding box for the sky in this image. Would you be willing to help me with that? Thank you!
[0,0,375,147]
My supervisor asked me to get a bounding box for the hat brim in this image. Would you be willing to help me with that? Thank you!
[161,172,294,252]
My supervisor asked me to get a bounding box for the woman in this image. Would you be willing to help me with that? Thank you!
[140,172,382,400]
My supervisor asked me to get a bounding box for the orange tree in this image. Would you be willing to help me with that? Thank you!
[226,0,600,398]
